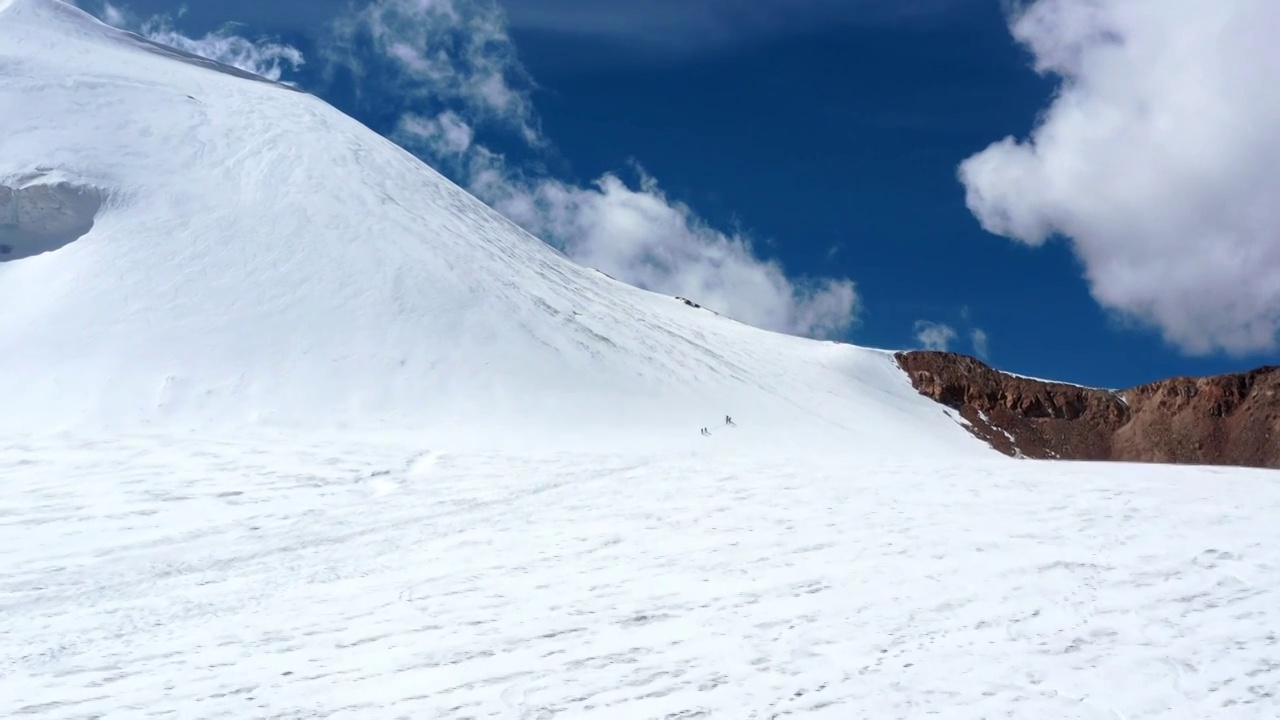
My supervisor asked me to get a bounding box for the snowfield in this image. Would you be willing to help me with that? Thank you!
[4,434,1280,719]
[3,1,1280,718]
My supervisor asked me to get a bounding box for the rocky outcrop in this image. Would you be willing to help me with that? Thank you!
[895,351,1280,469]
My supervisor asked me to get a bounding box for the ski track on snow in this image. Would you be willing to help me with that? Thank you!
[3,434,1280,719]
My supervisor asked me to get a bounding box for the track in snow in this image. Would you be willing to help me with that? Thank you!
[3,434,1279,719]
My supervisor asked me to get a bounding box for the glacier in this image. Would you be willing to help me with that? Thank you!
[2,1,1279,717]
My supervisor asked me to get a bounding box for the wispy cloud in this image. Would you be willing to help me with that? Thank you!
[481,164,860,338]
[90,2,304,82]
[913,310,988,357]
[323,0,539,144]
[99,1,127,26]
[86,0,862,339]
[327,0,862,339]
[960,0,1280,355]
[399,111,476,156]
[913,320,958,351]
[970,328,989,358]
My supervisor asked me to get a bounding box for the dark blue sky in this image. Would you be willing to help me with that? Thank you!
[502,5,1275,388]
[89,0,1277,388]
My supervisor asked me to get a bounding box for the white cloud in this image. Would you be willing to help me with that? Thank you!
[480,166,859,338]
[88,3,304,83]
[970,328,989,358]
[88,0,862,339]
[100,1,127,27]
[331,0,862,339]
[323,0,539,144]
[398,111,476,156]
[960,0,1280,355]
[143,24,304,82]
[913,320,957,351]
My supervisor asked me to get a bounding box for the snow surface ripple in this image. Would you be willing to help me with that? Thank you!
[3,434,1280,719]
[4,3,1280,719]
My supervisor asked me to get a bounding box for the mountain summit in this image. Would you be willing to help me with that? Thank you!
[0,0,982,454]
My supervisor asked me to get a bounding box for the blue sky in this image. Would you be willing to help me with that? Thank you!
[81,0,1279,388]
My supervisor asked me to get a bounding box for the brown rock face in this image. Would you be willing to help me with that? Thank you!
[895,351,1280,468]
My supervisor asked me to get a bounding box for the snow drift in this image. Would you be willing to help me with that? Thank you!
[0,0,982,455]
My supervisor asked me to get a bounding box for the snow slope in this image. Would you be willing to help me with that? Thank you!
[4,435,1280,719]
[0,0,982,456]
[5,3,1280,719]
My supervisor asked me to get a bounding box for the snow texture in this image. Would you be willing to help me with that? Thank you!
[4,434,1280,719]
[3,2,1280,719]
[0,0,978,458]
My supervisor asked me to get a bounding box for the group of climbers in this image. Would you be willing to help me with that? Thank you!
[700,415,735,436]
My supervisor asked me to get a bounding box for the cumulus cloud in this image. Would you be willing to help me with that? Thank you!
[331,0,862,339]
[959,0,1280,355]
[970,328,989,358]
[913,321,958,351]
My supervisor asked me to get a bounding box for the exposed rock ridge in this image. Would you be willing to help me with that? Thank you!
[895,351,1280,469]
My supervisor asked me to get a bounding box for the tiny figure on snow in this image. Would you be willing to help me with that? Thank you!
[725,415,735,427]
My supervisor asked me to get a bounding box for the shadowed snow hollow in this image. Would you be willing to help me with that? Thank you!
[0,175,105,261]
[0,0,985,455]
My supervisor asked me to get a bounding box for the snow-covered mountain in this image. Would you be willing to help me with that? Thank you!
[6,3,1280,719]
[0,0,982,456]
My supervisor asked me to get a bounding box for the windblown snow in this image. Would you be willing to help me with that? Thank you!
[2,1,1279,718]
